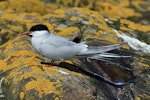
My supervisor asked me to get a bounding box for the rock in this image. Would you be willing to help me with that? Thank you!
[0,0,149,99]
[0,35,120,100]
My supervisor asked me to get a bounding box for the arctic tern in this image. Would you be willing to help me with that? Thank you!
[22,24,128,61]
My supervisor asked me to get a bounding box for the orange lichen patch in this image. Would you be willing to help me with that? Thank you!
[84,34,120,44]
[120,19,150,32]
[0,12,43,41]
[43,13,65,20]
[70,16,78,21]
[0,12,41,22]
[73,7,102,19]
[56,0,72,7]
[95,23,115,34]
[135,96,140,100]
[0,60,7,70]
[138,62,149,68]
[115,0,130,7]
[0,0,48,15]
[0,33,72,98]
[2,63,64,98]
[88,19,95,25]
[0,51,38,71]
[42,9,66,18]
[3,36,24,53]
[100,37,120,44]
[132,1,150,12]
[0,29,14,39]
[43,22,55,33]
[54,9,65,15]
[120,26,134,32]
[19,92,25,100]
[137,93,150,99]
[25,79,61,98]
[56,27,80,36]
[0,1,8,10]
[108,17,119,21]
[19,13,42,23]
[56,0,95,9]
[7,25,23,33]
[0,12,20,21]
[95,2,141,18]
[19,67,44,80]
[42,66,60,75]
[72,8,91,15]
[0,0,149,20]
[122,45,130,50]
[0,12,40,27]
[101,25,114,34]
[0,36,39,71]
[97,30,104,35]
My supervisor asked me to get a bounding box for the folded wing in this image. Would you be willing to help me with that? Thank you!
[77,43,126,56]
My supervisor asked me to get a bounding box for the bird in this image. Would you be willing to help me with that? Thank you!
[22,24,128,61]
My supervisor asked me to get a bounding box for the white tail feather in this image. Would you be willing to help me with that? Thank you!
[77,43,126,56]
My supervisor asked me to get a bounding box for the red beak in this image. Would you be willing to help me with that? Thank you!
[21,31,31,35]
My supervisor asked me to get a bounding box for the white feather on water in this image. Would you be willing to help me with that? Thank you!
[113,29,150,54]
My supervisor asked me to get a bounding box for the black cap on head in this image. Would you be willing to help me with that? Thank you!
[29,24,49,32]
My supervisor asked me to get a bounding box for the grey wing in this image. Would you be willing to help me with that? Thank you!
[77,43,126,55]
[45,34,76,47]
[38,34,88,59]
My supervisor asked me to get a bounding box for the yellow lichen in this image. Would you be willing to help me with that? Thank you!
[0,13,20,21]
[137,93,150,99]
[55,97,60,100]
[0,2,149,99]
[12,89,16,94]
[70,16,78,21]
[95,1,142,18]
[135,96,141,100]
[120,19,150,32]
[138,62,149,68]
[7,25,23,33]
[43,22,55,33]
[43,12,65,20]
[0,60,7,71]
[25,77,63,98]
[0,0,48,15]
[56,27,80,36]
[100,38,120,44]
[88,19,95,25]
[54,9,65,15]
[20,92,25,100]
[120,26,134,32]
[97,30,104,35]
[132,1,150,12]
[0,30,16,41]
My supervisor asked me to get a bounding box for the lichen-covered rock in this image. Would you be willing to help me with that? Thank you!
[0,35,108,100]
[0,1,149,99]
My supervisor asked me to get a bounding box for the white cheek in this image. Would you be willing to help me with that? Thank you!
[30,32,36,36]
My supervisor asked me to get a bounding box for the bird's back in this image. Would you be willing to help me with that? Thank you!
[35,34,88,60]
